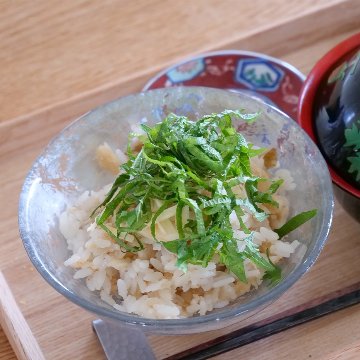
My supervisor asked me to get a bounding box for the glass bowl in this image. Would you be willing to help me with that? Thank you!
[19,87,333,334]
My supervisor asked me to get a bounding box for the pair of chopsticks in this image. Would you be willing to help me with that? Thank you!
[167,285,360,360]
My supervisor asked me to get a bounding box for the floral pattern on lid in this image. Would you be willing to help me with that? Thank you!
[143,51,305,120]
[235,59,284,92]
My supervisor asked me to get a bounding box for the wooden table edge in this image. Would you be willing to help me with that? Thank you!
[0,271,45,360]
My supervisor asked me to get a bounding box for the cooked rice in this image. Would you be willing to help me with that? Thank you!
[60,146,301,319]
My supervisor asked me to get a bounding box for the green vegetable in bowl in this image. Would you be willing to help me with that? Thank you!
[91,110,316,284]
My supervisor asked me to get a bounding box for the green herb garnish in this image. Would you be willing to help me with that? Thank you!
[274,209,317,239]
[92,110,316,284]
[263,249,282,285]
[344,122,360,182]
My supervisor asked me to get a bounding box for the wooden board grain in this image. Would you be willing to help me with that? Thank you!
[0,273,44,360]
[329,345,360,360]
[0,327,17,360]
[1,0,360,359]
[0,0,359,125]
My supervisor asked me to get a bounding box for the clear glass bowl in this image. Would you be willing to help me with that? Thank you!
[19,87,333,334]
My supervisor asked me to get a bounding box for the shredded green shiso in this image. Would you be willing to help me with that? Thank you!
[91,110,316,285]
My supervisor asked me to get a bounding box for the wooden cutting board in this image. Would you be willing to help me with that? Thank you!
[1,203,360,360]
[1,1,360,359]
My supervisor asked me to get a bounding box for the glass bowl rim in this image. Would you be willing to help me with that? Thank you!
[19,86,334,330]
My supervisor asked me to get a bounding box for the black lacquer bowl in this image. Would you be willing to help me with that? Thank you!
[298,33,360,221]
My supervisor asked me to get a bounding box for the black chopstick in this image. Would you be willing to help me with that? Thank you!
[167,288,360,360]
